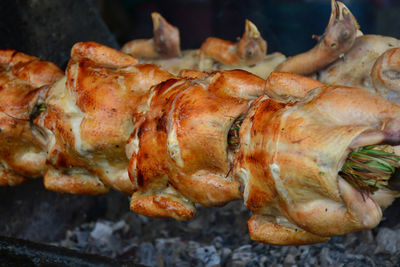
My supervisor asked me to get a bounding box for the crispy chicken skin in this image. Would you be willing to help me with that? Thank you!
[1,43,399,246]
[126,69,400,243]
[127,70,267,220]
[0,50,63,186]
[237,77,400,244]
[124,67,400,242]
[265,72,323,101]
[34,42,174,195]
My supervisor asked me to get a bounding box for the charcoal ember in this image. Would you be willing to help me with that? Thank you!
[319,247,333,266]
[138,242,156,267]
[90,222,113,241]
[359,230,374,243]
[228,244,258,267]
[298,246,311,261]
[187,243,220,267]
[375,227,400,254]
[88,221,122,257]
[343,232,359,247]
[187,216,205,231]
[219,247,232,266]
[283,253,296,265]
[155,238,185,266]
[282,247,298,266]
[390,251,400,266]
[53,197,400,266]
[54,211,400,267]
[75,230,90,249]
[211,236,223,249]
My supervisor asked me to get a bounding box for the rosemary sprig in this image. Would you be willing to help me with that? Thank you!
[340,145,400,194]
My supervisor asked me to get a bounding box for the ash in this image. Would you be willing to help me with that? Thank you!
[54,200,400,266]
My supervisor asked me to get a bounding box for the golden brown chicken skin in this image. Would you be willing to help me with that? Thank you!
[0,50,63,186]
[127,70,268,220]
[236,74,400,245]
[34,42,174,195]
[1,43,399,246]
[124,66,400,244]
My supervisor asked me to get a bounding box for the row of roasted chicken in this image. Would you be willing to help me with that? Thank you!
[0,0,399,245]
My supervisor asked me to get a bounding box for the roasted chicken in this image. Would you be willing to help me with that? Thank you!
[319,36,400,105]
[34,42,173,195]
[122,13,285,78]
[0,50,63,186]
[121,12,181,59]
[276,0,360,75]
[275,1,400,106]
[240,80,400,244]
[122,0,361,81]
[1,1,400,245]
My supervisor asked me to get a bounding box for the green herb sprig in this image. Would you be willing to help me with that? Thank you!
[340,145,400,194]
